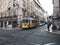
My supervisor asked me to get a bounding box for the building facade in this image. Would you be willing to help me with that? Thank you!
[33,0,45,23]
[0,0,45,28]
[52,0,60,30]
[0,0,23,28]
[53,0,60,17]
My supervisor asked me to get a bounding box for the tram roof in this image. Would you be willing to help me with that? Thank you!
[22,17,36,20]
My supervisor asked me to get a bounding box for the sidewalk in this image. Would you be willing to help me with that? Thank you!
[51,31,60,34]
[46,24,60,34]
[0,27,21,30]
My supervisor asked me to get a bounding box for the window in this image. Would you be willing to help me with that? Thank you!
[26,20,28,23]
[22,20,26,23]
[13,9,16,16]
[8,7,11,10]
[32,20,34,23]
[22,19,29,23]
[23,1,25,7]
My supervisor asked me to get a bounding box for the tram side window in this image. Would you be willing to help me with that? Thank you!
[26,20,28,23]
[29,20,30,23]
[30,20,32,23]
[32,20,37,23]
[23,20,25,23]
[35,21,36,23]
[32,20,34,23]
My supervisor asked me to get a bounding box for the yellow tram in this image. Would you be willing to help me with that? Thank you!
[21,17,38,29]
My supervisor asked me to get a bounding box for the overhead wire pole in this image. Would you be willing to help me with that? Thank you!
[1,0,2,29]
[1,0,2,16]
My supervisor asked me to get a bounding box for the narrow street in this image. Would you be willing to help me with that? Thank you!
[0,25,60,45]
[0,0,60,45]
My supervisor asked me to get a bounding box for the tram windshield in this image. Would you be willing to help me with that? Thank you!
[22,19,29,23]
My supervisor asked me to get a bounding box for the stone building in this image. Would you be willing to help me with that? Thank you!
[0,0,45,28]
[23,0,45,23]
[0,0,23,28]
[52,0,60,30]
[53,0,60,17]
[32,0,45,23]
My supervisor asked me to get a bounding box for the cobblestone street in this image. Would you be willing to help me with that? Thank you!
[0,25,59,45]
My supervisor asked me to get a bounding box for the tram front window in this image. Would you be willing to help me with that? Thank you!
[22,20,25,23]
[26,20,29,23]
[22,20,29,23]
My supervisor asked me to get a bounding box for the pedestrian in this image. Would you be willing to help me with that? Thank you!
[47,21,52,31]
[47,16,52,31]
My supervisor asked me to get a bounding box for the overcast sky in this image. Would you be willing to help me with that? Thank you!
[39,0,53,15]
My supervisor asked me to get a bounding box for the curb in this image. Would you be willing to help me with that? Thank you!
[46,30,60,35]
[46,24,60,35]
[50,31,60,34]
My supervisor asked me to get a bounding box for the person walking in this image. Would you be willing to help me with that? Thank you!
[47,20,52,31]
[47,16,52,31]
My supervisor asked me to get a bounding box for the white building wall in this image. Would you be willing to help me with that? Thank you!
[1,0,13,12]
[32,0,44,22]
[15,0,23,27]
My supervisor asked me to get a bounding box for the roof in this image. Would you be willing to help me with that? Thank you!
[22,17,36,20]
